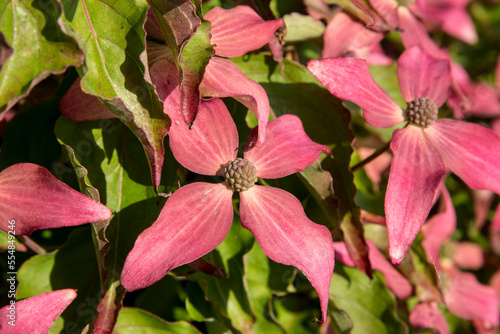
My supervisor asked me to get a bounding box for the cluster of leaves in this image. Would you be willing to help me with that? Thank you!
[0,0,500,333]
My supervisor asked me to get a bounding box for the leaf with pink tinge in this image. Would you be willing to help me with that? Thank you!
[425,119,500,194]
[334,241,412,299]
[0,289,77,334]
[0,163,112,235]
[121,182,234,292]
[60,0,170,192]
[397,46,451,107]
[205,5,282,58]
[243,114,326,179]
[421,184,456,269]
[147,0,200,61]
[307,58,404,128]
[168,99,238,176]
[200,57,270,145]
[386,126,446,264]
[239,185,334,323]
[444,271,500,326]
[409,302,449,334]
[59,78,117,122]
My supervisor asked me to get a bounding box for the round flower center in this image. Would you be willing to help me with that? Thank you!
[224,158,258,192]
[405,97,438,128]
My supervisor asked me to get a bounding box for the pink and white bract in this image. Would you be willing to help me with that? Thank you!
[307,45,500,264]
[121,98,335,322]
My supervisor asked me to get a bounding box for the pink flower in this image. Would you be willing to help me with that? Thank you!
[412,186,499,332]
[369,0,476,53]
[322,12,392,65]
[409,302,449,334]
[0,163,112,235]
[410,0,478,44]
[0,289,77,334]
[307,45,500,264]
[120,98,335,322]
[447,62,500,119]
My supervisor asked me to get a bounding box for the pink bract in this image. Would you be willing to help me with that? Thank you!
[409,302,449,334]
[0,289,77,334]
[307,45,500,264]
[121,97,335,323]
[0,163,112,235]
[419,186,499,329]
[322,12,390,65]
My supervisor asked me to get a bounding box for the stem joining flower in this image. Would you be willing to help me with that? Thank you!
[406,97,438,128]
[224,158,258,192]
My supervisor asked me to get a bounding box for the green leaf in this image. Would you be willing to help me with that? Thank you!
[178,20,214,125]
[59,0,170,191]
[283,12,325,42]
[55,116,178,331]
[62,139,109,290]
[113,307,201,334]
[135,275,191,322]
[186,218,255,333]
[298,161,339,230]
[329,266,408,334]
[244,241,287,334]
[0,0,83,112]
[16,228,101,333]
[233,55,371,273]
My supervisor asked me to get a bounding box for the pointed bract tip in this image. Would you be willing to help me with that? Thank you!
[389,247,406,265]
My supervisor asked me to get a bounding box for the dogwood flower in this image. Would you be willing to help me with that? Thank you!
[307,45,500,264]
[120,98,335,322]
[416,186,499,332]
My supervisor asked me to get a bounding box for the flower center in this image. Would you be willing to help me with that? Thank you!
[405,97,438,128]
[224,158,258,192]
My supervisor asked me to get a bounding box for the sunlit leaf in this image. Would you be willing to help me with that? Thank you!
[0,0,83,113]
[113,307,201,334]
[59,0,170,191]
[329,266,407,334]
